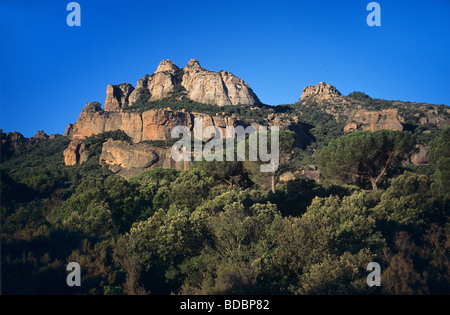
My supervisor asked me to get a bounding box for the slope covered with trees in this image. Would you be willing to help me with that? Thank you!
[1,122,448,294]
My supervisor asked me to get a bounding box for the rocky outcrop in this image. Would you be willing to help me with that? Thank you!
[33,130,48,140]
[104,83,135,111]
[2,131,63,155]
[181,59,260,106]
[62,103,249,175]
[99,139,190,179]
[297,82,406,133]
[63,140,81,166]
[410,144,428,165]
[63,139,89,166]
[64,106,240,143]
[300,165,321,182]
[418,106,450,128]
[99,139,158,172]
[125,59,260,107]
[1,131,27,149]
[155,59,180,73]
[298,83,405,133]
[128,61,179,104]
[63,99,313,179]
[344,108,403,132]
[298,83,449,134]
[300,82,342,101]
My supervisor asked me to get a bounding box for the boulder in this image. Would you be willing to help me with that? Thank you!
[99,139,190,179]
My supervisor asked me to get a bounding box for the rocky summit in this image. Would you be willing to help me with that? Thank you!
[104,59,260,110]
[300,82,342,101]
[181,59,260,106]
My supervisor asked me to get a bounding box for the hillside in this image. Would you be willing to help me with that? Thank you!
[1,60,449,295]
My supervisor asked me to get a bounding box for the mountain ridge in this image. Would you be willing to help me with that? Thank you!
[3,59,449,180]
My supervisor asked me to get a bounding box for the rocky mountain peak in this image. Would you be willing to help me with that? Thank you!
[126,59,260,107]
[33,130,48,139]
[185,58,202,71]
[300,82,342,100]
[82,101,103,113]
[155,59,179,73]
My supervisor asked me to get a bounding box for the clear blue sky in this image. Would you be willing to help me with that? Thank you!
[1,0,449,137]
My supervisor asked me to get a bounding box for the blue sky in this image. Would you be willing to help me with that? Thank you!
[1,0,449,137]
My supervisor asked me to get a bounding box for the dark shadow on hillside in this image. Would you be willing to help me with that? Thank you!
[266,178,357,217]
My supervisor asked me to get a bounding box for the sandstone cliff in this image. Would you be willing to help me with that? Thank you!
[63,57,263,176]
[104,83,135,111]
[65,105,240,143]
[63,100,312,178]
[63,104,245,177]
[416,105,450,128]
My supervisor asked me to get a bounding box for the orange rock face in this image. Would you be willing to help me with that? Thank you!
[63,139,88,165]
[344,108,403,132]
[65,105,239,144]
[99,139,191,179]
[63,140,81,166]
[104,83,134,111]
[141,109,192,141]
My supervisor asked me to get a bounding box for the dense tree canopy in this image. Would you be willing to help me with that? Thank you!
[1,126,448,295]
[317,130,416,190]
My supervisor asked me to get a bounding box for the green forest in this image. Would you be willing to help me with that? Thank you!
[1,122,449,295]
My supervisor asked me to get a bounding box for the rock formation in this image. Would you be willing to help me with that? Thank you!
[300,82,342,101]
[65,105,240,143]
[63,139,89,166]
[99,139,190,179]
[63,104,248,178]
[33,130,48,140]
[298,82,405,133]
[125,59,260,107]
[1,131,27,149]
[104,83,135,111]
[417,106,450,128]
[181,59,260,106]
[127,60,180,104]
[410,144,428,165]
[344,108,403,132]
[63,100,312,178]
